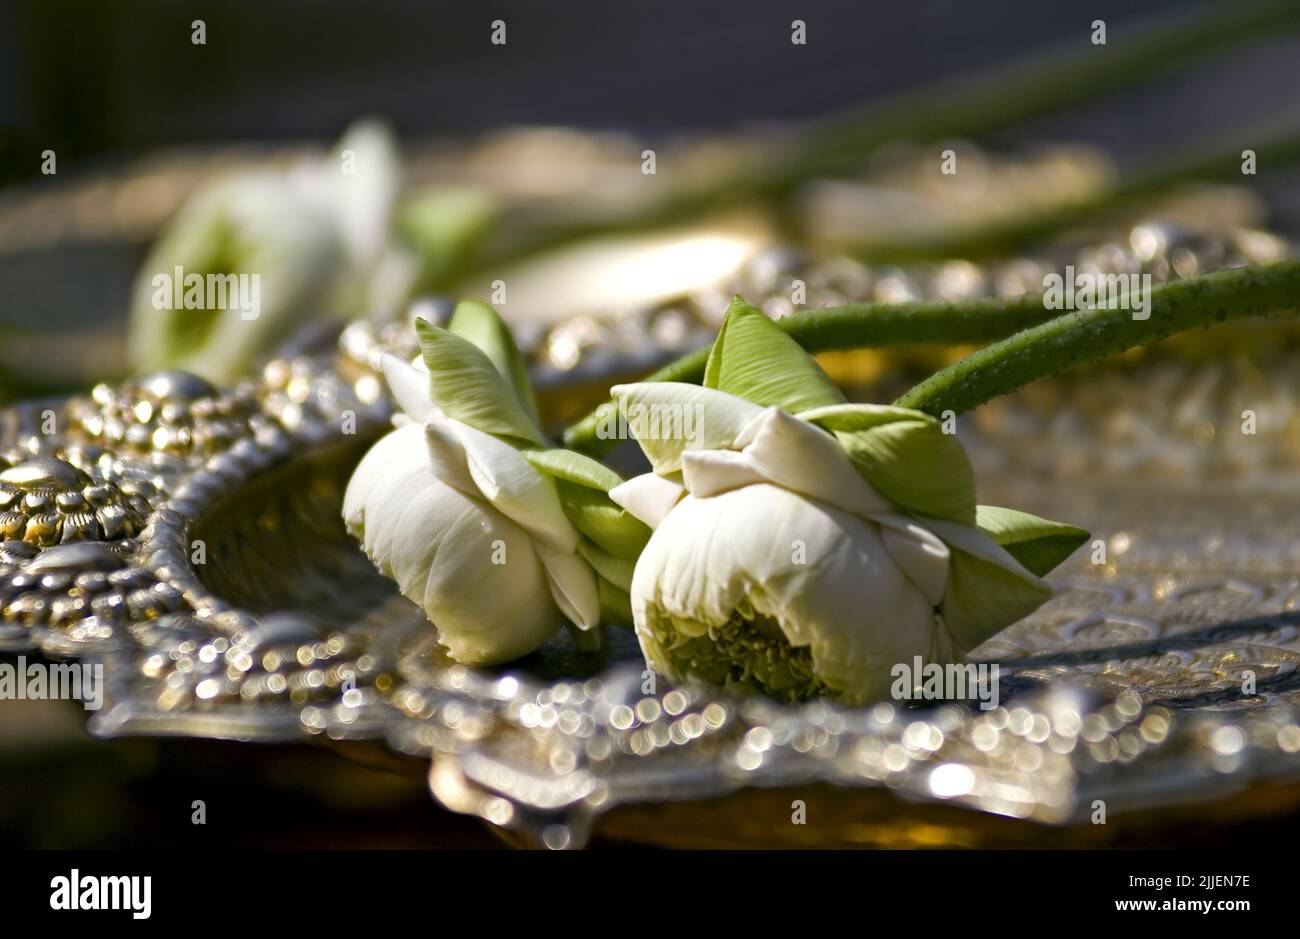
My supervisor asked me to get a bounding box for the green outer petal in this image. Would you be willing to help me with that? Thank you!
[521,447,624,493]
[798,402,932,432]
[975,505,1089,577]
[596,577,635,630]
[576,539,636,593]
[551,477,651,559]
[575,537,636,629]
[702,296,845,412]
[522,448,651,558]
[446,300,541,427]
[800,400,977,522]
[802,403,976,524]
[834,422,975,525]
[415,318,544,445]
[922,517,1052,652]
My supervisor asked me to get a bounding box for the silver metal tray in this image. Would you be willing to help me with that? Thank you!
[6,299,1300,849]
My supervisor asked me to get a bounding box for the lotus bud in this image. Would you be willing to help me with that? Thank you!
[609,298,1086,703]
[343,303,647,663]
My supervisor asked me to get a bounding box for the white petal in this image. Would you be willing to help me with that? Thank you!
[608,472,686,529]
[380,353,440,424]
[343,425,564,665]
[421,418,483,497]
[679,449,765,497]
[328,119,400,267]
[536,544,602,631]
[922,517,1047,586]
[631,485,940,703]
[875,512,950,606]
[353,431,459,590]
[610,382,764,474]
[342,423,428,541]
[736,407,891,515]
[428,415,579,553]
[411,498,561,665]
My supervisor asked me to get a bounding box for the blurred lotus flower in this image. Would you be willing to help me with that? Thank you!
[610,298,1087,703]
[128,120,405,383]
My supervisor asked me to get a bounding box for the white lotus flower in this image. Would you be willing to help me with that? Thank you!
[343,351,600,665]
[604,298,1085,705]
[129,120,406,383]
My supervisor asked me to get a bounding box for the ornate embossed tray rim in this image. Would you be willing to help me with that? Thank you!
[7,329,1300,849]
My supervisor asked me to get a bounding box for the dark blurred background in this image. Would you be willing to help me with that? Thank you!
[3,0,1300,178]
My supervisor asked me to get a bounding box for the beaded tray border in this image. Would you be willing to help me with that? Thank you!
[5,229,1300,848]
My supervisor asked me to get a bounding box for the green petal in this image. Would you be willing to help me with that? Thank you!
[798,402,934,433]
[702,296,844,412]
[521,447,624,492]
[573,538,636,629]
[802,403,975,524]
[551,478,651,559]
[596,577,635,630]
[446,300,541,428]
[975,505,1089,577]
[522,448,652,559]
[923,518,1052,652]
[415,318,544,445]
[576,539,636,593]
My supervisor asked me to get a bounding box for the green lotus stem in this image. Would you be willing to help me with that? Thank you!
[563,292,1063,454]
[451,0,1299,283]
[894,261,1300,417]
[861,124,1300,262]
